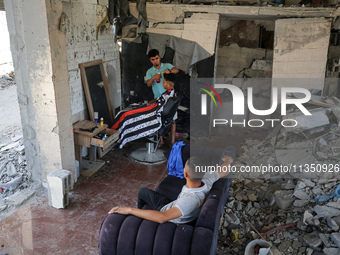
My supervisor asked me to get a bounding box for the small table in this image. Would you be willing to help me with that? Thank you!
[73,120,119,177]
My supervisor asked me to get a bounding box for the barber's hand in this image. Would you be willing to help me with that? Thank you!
[154,73,161,80]
[108,206,131,215]
[222,156,233,165]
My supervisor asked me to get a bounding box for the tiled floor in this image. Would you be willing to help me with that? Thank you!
[0,143,169,255]
[0,130,266,255]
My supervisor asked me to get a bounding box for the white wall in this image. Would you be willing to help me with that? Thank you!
[272,18,331,90]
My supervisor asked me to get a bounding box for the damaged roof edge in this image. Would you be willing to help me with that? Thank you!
[129,3,340,22]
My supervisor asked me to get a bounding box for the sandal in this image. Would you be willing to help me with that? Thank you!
[158,142,164,148]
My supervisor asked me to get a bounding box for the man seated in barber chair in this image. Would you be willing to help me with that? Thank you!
[111,73,179,149]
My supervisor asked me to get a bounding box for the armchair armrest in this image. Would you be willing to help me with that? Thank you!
[99,213,194,255]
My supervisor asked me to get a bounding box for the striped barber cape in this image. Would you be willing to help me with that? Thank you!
[111,90,174,148]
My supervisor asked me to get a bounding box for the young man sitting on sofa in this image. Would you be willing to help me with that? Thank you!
[108,155,233,224]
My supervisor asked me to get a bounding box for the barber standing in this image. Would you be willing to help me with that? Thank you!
[146,49,179,146]
[146,49,179,98]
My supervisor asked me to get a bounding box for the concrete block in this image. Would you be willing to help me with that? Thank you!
[303,231,323,249]
[331,232,340,248]
[274,190,295,210]
[323,248,340,255]
[314,205,340,218]
[327,217,339,231]
[47,169,72,209]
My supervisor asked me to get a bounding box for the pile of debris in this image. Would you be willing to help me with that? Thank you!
[217,95,340,254]
[0,134,34,221]
[0,72,15,90]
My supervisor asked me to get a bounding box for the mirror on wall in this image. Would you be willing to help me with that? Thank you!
[79,59,114,127]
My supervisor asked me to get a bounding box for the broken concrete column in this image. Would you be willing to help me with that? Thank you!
[4,0,76,184]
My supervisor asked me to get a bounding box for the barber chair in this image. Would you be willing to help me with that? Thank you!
[129,97,181,164]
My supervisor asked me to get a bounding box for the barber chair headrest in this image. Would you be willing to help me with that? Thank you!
[161,97,180,118]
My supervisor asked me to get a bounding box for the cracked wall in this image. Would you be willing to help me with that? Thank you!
[272,18,331,90]
[62,0,121,123]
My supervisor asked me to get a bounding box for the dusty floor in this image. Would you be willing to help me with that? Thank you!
[0,78,266,254]
[0,143,169,254]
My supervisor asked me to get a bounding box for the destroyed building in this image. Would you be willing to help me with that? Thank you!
[0,0,340,254]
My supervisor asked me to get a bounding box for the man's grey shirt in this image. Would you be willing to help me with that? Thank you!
[160,171,219,224]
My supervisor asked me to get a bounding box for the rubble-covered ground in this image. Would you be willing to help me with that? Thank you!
[0,73,35,221]
[216,112,340,254]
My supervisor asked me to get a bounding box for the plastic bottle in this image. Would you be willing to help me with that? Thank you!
[100,117,104,125]
[156,73,161,83]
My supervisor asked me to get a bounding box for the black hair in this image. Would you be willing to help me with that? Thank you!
[186,156,205,181]
[148,49,159,58]
[163,73,176,84]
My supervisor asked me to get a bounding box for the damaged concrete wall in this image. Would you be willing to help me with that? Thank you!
[217,44,273,79]
[62,0,121,122]
[4,0,76,183]
[146,12,219,56]
[272,18,331,90]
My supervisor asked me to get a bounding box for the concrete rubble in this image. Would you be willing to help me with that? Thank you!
[217,102,340,254]
[0,133,34,221]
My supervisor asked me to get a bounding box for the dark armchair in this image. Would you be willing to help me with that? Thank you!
[99,144,235,255]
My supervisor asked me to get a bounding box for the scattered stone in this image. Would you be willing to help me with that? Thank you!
[303,231,322,249]
[4,188,35,207]
[323,248,340,255]
[282,181,296,190]
[312,187,323,195]
[278,241,290,252]
[248,193,257,202]
[293,190,310,200]
[225,213,240,229]
[319,179,337,185]
[303,179,315,187]
[292,240,302,249]
[327,217,339,231]
[306,248,314,255]
[327,202,340,210]
[333,216,340,226]
[274,190,295,210]
[11,134,23,142]
[331,232,340,248]
[314,205,340,218]
[293,199,309,207]
[0,141,20,152]
[319,233,332,248]
[0,176,23,191]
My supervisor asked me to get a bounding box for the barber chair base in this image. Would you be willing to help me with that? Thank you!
[130,145,166,165]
